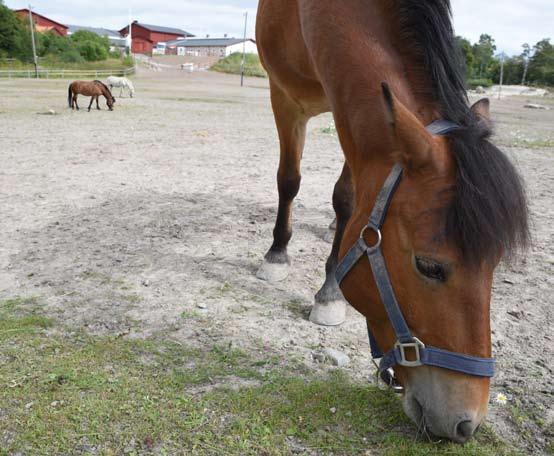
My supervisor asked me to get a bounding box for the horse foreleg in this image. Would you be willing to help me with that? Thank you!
[257,81,307,283]
[96,95,101,110]
[87,96,94,112]
[310,162,353,326]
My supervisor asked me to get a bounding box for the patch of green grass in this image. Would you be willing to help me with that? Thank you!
[0,296,53,336]
[284,299,310,319]
[80,270,126,286]
[320,123,337,135]
[210,52,267,78]
[180,310,203,319]
[0,297,520,455]
[467,78,494,89]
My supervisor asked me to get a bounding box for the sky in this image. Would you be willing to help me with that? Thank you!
[5,0,553,56]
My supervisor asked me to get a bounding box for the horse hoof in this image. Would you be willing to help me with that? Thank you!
[256,260,289,282]
[329,218,337,231]
[309,300,346,326]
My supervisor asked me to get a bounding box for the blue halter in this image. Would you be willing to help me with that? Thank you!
[335,120,495,381]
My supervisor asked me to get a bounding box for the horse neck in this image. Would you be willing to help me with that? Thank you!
[338,14,441,175]
[100,87,111,99]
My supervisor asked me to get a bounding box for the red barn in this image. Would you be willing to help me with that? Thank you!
[15,9,68,36]
[119,21,194,54]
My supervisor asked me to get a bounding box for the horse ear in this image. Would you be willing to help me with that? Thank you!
[381,82,435,172]
[470,98,491,122]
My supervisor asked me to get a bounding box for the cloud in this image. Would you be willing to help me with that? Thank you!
[6,0,258,38]
[451,0,554,54]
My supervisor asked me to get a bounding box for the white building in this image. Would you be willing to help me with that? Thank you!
[165,37,258,58]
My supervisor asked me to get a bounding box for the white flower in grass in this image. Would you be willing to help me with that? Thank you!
[495,392,508,405]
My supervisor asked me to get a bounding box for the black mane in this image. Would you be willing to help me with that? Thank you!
[397,0,530,265]
[94,80,113,97]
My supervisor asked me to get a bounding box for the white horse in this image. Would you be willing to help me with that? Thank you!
[106,76,135,98]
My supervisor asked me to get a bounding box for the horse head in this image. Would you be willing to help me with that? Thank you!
[338,85,529,442]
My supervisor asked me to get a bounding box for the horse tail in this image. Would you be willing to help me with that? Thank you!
[67,83,72,108]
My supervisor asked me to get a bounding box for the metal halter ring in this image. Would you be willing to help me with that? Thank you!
[395,337,425,367]
[359,225,382,252]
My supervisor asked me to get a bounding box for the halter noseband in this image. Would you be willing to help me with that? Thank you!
[335,120,495,382]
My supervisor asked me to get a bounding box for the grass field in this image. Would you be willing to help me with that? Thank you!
[0,297,519,455]
[210,53,267,78]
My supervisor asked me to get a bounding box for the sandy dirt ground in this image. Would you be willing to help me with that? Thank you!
[0,68,552,454]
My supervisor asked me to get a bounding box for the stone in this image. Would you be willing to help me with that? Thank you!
[507,310,524,319]
[524,103,549,110]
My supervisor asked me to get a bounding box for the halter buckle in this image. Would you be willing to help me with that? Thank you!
[359,224,382,252]
[395,337,425,367]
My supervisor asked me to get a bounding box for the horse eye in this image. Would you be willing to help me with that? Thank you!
[415,256,448,282]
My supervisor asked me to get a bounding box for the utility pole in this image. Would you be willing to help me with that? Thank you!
[498,52,506,100]
[521,43,530,86]
[28,4,38,78]
[240,11,248,87]
[127,8,133,56]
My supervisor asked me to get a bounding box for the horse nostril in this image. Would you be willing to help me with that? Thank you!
[455,420,474,442]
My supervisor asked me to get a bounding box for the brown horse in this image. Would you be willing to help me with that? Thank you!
[256,0,529,442]
[68,80,115,111]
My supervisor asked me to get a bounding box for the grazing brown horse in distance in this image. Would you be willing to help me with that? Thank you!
[256,0,529,443]
[68,80,115,111]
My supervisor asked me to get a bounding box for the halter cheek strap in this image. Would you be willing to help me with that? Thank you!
[335,120,495,379]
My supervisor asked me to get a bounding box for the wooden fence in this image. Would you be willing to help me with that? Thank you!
[0,66,136,79]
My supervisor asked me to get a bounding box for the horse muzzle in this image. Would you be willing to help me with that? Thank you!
[401,366,489,443]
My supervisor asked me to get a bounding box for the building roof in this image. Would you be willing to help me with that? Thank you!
[166,37,255,47]
[68,25,120,37]
[14,9,68,30]
[121,22,194,37]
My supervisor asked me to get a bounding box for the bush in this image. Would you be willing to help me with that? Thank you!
[210,52,266,78]
[70,30,110,62]
[467,78,493,89]
[76,40,108,61]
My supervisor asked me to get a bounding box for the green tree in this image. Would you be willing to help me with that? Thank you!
[70,30,110,61]
[0,0,20,57]
[40,31,83,63]
[528,38,554,85]
[472,34,497,78]
[490,55,524,85]
[0,1,35,61]
[455,36,474,77]
[520,43,531,84]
